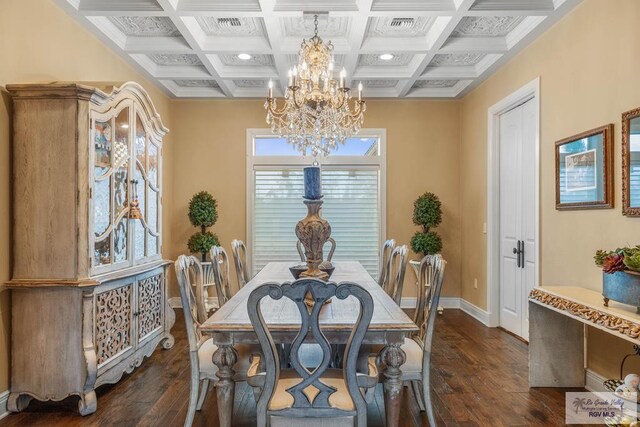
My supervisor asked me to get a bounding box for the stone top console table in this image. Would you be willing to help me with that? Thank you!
[529,286,640,388]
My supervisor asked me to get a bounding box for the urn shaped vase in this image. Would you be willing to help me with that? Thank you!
[296,199,331,281]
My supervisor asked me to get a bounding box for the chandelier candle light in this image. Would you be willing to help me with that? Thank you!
[265,14,366,157]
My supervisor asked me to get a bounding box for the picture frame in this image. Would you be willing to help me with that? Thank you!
[555,124,613,210]
[622,107,640,216]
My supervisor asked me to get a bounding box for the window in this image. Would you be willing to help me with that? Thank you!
[247,129,386,277]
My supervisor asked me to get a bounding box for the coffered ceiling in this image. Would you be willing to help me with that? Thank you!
[54,0,580,98]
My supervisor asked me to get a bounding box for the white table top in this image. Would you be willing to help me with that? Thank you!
[529,286,640,344]
[201,261,418,335]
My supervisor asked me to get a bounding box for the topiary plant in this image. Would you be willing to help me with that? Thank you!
[410,192,443,257]
[187,191,219,261]
[189,191,218,228]
[187,231,219,260]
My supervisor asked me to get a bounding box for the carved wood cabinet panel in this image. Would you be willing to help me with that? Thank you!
[6,82,174,416]
[137,273,163,342]
[94,268,170,381]
[95,283,134,366]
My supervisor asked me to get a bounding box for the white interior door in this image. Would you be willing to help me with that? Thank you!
[499,98,536,340]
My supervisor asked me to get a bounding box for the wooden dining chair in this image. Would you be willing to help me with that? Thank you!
[231,239,251,289]
[403,254,446,425]
[377,239,396,289]
[297,237,337,265]
[209,246,234,305]
[174,255,255,427]
[246,279,378,427]
[386,245,408,305]
[191,260,219,315]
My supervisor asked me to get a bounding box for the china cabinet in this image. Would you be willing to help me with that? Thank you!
[5,82,174,415]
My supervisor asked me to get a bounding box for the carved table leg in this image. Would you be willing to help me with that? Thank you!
[212,344,238,427]
[7,393,32,413]
[380,344,406,427]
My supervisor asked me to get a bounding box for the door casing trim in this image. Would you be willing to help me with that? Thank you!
[486,77,541,328]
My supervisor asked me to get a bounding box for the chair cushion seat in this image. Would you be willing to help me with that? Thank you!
[399,337,423,375]
[198,339,256,378]
[204,300,219,313]
[268,369,355,412]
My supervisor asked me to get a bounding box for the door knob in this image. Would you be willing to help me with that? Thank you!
[512,241,525,268]
[513,243,522,268]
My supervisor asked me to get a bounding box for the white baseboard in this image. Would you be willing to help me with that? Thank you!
[585,368,607,392]
[0,390,10,420]
[440,297,461,309]
[459,299,491,326]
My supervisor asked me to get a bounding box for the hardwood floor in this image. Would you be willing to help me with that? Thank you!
[0,309,582,426]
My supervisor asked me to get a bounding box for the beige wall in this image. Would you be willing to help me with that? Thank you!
[0,0,174,392]
[459,0,640,377]
[168,99,462,298]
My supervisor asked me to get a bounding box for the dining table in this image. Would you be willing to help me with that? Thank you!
[200,261,419,427]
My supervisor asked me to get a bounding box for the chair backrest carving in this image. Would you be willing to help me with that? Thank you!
[297,237,337,263]
[175,255,207,353]
[413,254,446,344]
[209,246,233,305]
[386,245,408,305]
[202,261,215,288]
[247,278,373,419]
[231,239,250,289]
[377,239,396,288]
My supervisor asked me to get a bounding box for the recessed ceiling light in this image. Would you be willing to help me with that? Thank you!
[237,53,252,61]
[379,53,394,61]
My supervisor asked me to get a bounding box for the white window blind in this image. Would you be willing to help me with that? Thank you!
[253,168,381,276]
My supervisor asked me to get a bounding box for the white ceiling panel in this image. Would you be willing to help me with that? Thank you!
[56,0,581,98]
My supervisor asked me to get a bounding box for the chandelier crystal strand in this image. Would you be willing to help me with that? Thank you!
[265,15,366,157]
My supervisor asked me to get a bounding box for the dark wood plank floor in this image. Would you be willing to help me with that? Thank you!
[0,309,582,426]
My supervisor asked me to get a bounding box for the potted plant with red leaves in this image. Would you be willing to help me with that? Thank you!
[594,246,640,312]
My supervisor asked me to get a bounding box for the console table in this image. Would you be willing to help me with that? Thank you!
[529,286,640,387]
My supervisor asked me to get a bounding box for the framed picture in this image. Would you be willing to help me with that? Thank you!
[622,107,640,216]
[555,124,613,210]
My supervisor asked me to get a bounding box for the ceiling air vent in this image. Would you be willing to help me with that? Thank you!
[390,18,415,28]
[217,18,241,28]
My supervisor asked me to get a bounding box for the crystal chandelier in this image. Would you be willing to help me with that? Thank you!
[265,15,366,157]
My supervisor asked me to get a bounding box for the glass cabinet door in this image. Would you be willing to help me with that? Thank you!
[91,101,162,272]
[133,110,161,263]
[93,104,131,268]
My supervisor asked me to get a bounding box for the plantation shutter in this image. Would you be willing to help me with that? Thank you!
[253,168,380,276]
